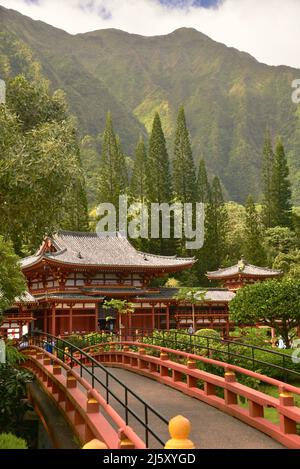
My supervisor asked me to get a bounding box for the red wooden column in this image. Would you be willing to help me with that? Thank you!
[94,305,98,332]
[166,304,170,330]
[51,303,56,336]
[69,304,73,335]
[43,309,47,333]
[151,304,155,331]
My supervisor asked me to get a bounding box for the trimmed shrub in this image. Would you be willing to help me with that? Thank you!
[0,433,28,449]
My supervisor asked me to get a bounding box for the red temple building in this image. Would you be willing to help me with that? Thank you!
[207,258,282,291]
[1,235,282,339]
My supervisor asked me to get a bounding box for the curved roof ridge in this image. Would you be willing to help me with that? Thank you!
[138,250,195,261]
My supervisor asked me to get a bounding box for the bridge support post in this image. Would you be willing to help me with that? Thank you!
[53,364,62,375]
[57,389,65,403]
[86,392,100,414]
[66,372,77,389]
[279,391,297,434]
[172,370,182,382]
[224,370,238,405]
[248,400,264,418]
[204,383,216,396]
[43,356,51,366]
[118,429,135,449]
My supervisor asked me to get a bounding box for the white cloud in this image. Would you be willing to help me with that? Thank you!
[1,0,300,68]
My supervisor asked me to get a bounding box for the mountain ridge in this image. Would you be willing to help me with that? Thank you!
[1,5,300,204]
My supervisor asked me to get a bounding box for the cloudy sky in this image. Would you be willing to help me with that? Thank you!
[1,0,300,69]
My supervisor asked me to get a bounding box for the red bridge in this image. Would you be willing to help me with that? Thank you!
[20,332,300,449]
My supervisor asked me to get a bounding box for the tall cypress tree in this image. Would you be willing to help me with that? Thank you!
[173,106,197,203]
[197,159,210,203]
[210,176,228,266]
[243,195,266,266]
[197,176,228,283]
[130,137,147,202]
[262,129,275,228]
[98,112,128,209]
[146,113,172,203]
[271,138,292,228]
[146,113,173,255]
[129,137,149,251]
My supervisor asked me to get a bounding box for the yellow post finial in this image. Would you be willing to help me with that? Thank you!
[82,439,108,449]
[164,415,195,449]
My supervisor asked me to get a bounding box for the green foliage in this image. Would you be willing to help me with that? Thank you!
[0,433,28,449]
[271,138,292,227]
[197,159,210,204]
[130,137,147,202]
[0,365,33,435]
[224,202,245,264]
[103,299,135,315]
[243,195,266,266]
[273,250,300,278]
[264,226,298,264]
[0,75,89,253]
[197,177,228,282]
[230,279,300,347]
[5,341,26,365]
[262,129,275,228]
[195,329,221,339]
[173,106,197,203]
[0,237,26,316]
[146,113,172,205]
[236,327,271,347]
[97,112,128,213]
[146,113,174,255]
[7,75,68,131]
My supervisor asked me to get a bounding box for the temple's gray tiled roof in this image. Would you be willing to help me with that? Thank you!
[207,259,282,279]
[31,288,234,304]
[20,231,195,270]
[136,288,235,303]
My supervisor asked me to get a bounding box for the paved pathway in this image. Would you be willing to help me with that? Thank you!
[82,366,283,449]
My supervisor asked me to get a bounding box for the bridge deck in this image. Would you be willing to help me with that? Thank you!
[82,366,283,449]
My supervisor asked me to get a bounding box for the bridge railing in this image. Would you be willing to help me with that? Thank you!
[81,340,300,448]
[83,328,299,384]
[23,331,169,448]
[62,328,300,383]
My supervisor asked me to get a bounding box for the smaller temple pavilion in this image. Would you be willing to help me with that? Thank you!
[207,258,282,292]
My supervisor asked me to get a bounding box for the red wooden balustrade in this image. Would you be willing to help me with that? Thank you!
[79,341,300,449]
[22,346,146,449]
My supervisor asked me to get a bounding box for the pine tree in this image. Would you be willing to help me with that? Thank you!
[146,113,173,255]
[262,129,275,228]
[173,106,197,203]
[129,137,149,251]
[196,177,228,283]
[130,137,147,202]
[210,176,228,266]
[98,112,128,210]
[146,113,172,203]
[197,159,210,203]
[243,195,266,266]
[271,138,292,227]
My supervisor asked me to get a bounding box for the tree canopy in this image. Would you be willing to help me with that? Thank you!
[0,75,89,253]
[0,237,26,316]
[229,279,300,347]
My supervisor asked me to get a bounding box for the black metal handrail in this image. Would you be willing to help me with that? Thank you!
[22,331,169,448]
[78,328,300,383]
